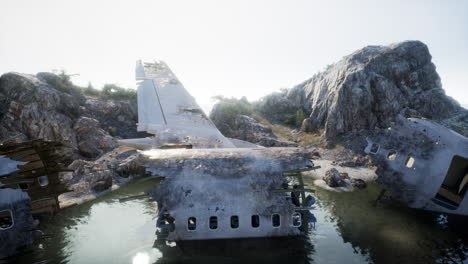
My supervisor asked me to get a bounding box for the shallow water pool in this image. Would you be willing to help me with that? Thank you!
[17,177,467,264]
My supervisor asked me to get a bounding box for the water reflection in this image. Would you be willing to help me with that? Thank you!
[153,237,313,264]
[16,178,467,264]
[308,180,468,264]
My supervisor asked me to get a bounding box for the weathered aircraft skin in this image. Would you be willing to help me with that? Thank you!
[0,188,38,259]
[365,116,468,215]
[126,60,235,148]
[142,148,316,241]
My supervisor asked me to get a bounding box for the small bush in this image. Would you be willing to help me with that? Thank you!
[100,84,137,101]
[210,96,253,129]
[39,70,82,96]
[108,127,118,137]
[82,83,101,97]
[284,109,306,127]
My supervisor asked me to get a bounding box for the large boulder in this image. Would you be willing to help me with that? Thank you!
[218,114,296,147]
[323,168,348,188]
[271,41,465,138]
[66,147,143,195]
[82,98,140,139]
[73,117,117,158]
[0,72,136,161]
[0,73,81,153]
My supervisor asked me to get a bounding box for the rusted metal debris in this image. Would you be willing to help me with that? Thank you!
[0,139,71,215]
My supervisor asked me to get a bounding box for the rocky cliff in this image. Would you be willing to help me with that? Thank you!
[0,72,143,195]
[260,41,467,138]
[0,72,139,160]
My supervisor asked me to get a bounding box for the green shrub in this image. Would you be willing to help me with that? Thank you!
[40,70,82,96]
[284,109,306,127]
[100,84,137,101]
[82,83,101,97]
[210,96,253,128]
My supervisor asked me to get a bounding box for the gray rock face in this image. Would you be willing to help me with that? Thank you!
[65,147,143,194]
[0,73,81,148]
[323,168,348,188]
[0,72,138,160]
[273,41,464,137]
[83,98,140,139]
[73,117,118,158]
[222,115,296,147]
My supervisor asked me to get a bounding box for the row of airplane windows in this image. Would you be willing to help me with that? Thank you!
[186,213,302,231]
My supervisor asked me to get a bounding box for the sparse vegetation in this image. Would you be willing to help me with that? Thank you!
[284,109,306,127]
[41,71,136,101]
[99,84,137,101]
[210,96,253,128]
[82,82,101,97]
[40,70,83,96]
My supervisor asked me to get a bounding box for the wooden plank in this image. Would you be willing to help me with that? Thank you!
[17,160,44,171]
[0,145,35,155]
[31,198,58,215]
[1,167,48,179]
[15,154,41,162]
[3,148,37,160]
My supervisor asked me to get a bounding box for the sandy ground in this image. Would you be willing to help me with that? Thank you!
[303,159,377,192]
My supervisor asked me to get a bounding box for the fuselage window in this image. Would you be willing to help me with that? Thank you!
[292,213,302,227]
[0,210,14,230]
[231,215,239,229]
[272,214,280,227]
[387,151,397,160]
[251,215,260,228]
[370,143,380,154]
[188,217,196,230]
[209,216,218,230]
[405,156,415,168]
[38,176,49,187]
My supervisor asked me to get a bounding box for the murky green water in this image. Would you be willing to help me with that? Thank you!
[17,177,467,264]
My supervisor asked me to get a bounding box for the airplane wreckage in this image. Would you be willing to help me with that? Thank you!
[121,61,319,245]
[365,116,468,215]
[0,140,70,259]
[1,59,467,259]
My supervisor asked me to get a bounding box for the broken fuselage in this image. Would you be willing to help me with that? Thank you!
[365,116,468,215]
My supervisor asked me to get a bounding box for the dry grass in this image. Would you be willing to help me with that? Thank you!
[252,114,326,147]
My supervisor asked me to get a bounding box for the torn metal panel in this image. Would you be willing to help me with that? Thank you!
[0,188,38,259]
[0,140,71,215]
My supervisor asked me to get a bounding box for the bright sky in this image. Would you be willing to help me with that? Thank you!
[1,0,467,112]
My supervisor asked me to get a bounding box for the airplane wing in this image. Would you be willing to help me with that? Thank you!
[135,60,235,148]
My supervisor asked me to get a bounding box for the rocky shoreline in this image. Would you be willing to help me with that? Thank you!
[0,40,466,202]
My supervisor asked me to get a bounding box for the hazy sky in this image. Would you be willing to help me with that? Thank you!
[1,0,467,112]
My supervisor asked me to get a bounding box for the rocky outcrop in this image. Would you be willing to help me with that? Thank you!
[255,90,299,124]
[0,72,138,160]
[82,98,140,139]
[323,168,348,188]
[73,117,118,158]
[260,41,465,138]
[65,147,144,195]
[211,113,296,147]
[323,168,367,189]
[0,73,82,148]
